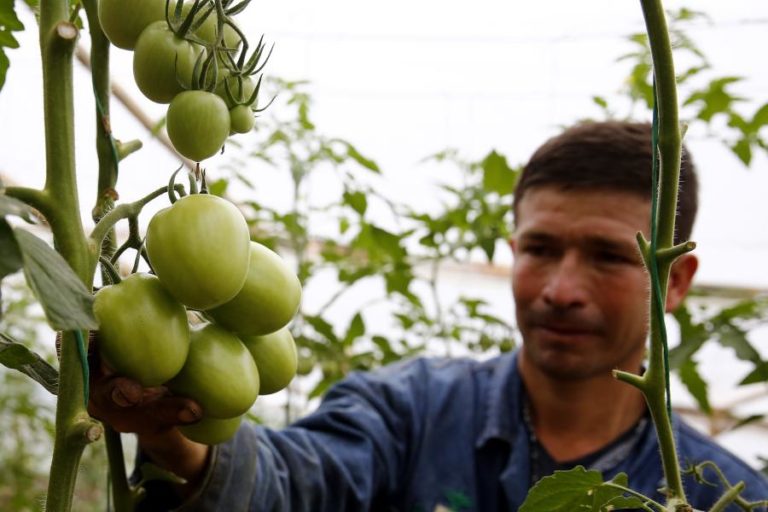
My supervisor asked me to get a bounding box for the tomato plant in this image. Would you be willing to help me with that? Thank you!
[207,242,301,335]
[168,323,260,419]
[146,193,251,310]
[241,327,298,395]
[93,273,189,386]
[167,90,231,161]
[132,20,204,104]
[179,414,243,445]
[0,0,279,508]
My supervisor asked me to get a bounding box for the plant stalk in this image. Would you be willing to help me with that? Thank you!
[638,0,686,504]
[39,1,102,510]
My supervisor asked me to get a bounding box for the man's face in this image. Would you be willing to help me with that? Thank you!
[511,186,651,380]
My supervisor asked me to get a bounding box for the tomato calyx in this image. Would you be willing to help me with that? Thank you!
[164,0,210,43]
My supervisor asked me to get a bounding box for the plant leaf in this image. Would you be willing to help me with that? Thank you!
[679,359,711,415]
[343,190,368,216]
[739,361,768,386]
[0,193,38,223]
[0,332,59,394]
[481,150,517,196]
[0,218,22,279]
[342,313,365,347]
[520,467,648,512]
[305,315,339,344]
[0,0,25,91]
[342,140,380,173]
[13,228,98,331]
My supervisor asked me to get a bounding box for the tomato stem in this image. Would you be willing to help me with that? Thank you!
[99,256,123,285]
[90,184,185,249]
[104,426,144,512]
[38,1,104,510]
[616,0,688,506]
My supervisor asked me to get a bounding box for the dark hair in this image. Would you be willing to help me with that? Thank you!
[513,121,698,243]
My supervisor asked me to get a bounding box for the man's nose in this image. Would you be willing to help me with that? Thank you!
[542,253,588,308]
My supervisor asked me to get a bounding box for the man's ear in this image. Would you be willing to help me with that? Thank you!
[665,253,698,312]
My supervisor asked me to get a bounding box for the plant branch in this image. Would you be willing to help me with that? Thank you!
[39,0,101,509]
[104,426,143,512]
[89,185,180,250]
[3,186,52,221]
[707,482,746,512]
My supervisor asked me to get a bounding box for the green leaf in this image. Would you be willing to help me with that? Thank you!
[679,359,711,414]
[343,190,368,216]
[739,361,768,386]
[342,313,365,347]
[341,141,380,173]
[715,324,761,363]
[750,103,768,132]
[732,415,765,433]
[481,150,517,196]
[305,315,339,344]
[298,101,315,130]
[592,96,608,109]
[0,193,38,223]
[684,76,744,122]
[0,50,8,91]
[0,218,22,279]
[206,178,229,197]
[13,228,98,331]
[0,332,59,395]
[731,138,752,166]
[479,235,496,261]
[0,30,18,47]
[520,467,647,512]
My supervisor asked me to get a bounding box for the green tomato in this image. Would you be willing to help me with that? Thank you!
[229,105,255,134]
[179,414,242,445]
[168,323,259,418]
[241,327,297,395]
[98,0,166,50]
[93,273,189,387]
[215,73,257,109]
[167,90,231,162]
[207,242,301,335]
[133,20,204,103]
[195,14,241,50]
[146,194,250,310]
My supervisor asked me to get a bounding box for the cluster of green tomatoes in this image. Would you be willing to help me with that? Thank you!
[98,0,266,162]
[93,193,302,445]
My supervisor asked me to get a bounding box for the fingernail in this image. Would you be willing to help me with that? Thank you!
[112,389,132,407]
[179,407,200,424]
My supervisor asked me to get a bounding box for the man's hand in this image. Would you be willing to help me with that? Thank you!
[87,335,211,495]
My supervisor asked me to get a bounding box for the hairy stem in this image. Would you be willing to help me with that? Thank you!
[39,1,102,509]
[636,0,686,504]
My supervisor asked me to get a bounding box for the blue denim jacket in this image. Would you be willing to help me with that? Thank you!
[167,351,768,511]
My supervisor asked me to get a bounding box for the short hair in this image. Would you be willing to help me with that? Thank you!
[513,121,698,244]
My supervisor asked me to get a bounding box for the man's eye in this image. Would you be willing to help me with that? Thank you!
[597,251,630,264]
[524,245,554,257]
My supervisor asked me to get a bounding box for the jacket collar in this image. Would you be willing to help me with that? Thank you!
[476,350,524,448]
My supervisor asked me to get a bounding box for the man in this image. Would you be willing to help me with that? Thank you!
[90,121,768,511]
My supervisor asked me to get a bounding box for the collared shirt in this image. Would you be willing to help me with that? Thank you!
[149,351,768,511]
